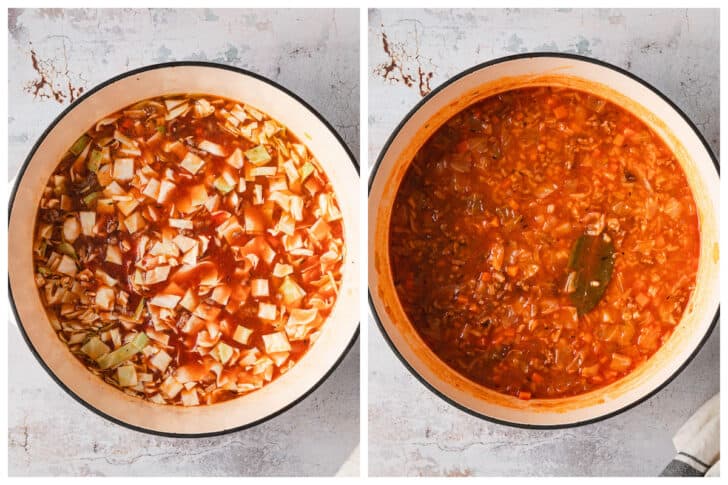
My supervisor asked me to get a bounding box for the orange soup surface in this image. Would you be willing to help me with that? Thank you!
[389,86,700,399]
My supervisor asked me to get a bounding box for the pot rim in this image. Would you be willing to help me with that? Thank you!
[367,51,719,430]
[9,60,360,438]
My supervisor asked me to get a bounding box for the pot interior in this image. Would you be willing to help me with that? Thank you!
[369,55,718,426]
[9,64,360,435]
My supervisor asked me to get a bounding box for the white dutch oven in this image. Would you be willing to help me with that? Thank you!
[9,62,360,436]
[369,53,719,428]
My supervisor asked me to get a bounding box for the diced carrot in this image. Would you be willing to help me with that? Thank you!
[531,372,544,384]
[518,391,532,400]
[480,272,491,282]
[457,295,468,305]
[506,265,518,277]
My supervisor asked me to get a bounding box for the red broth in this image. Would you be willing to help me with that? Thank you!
[33,95,345,406]
[389,87,699,399]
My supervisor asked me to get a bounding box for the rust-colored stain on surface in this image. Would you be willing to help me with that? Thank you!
[374,26,434,97]
[25,46,84,104]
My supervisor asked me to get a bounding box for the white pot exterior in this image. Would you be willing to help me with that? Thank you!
[369,54,719,427]
[9,63,360,435]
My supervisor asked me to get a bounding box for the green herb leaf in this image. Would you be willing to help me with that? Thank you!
[568,233,615,315]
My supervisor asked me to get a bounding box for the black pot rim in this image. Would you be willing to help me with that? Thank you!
[368,51,719,430]
[9,60,360,438]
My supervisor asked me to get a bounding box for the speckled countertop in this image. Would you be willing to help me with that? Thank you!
[368,8,719,476]
[8,8,359,476]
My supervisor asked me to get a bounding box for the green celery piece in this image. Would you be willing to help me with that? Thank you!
[568,233,615,315]
[57,242,77,259]
[96,333,149,370]
[83,191,101,207]
[87,149,103,172]
[133,298,146,321]
[69,134,90,156]
[156,125,166,134]
[244,145,272,165]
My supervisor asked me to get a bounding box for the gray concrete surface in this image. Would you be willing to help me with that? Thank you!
[8,8,359,476]
[368,8,719,476]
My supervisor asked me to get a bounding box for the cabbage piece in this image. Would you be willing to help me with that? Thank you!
[165,102,189,121]
[79,211,96,236]
[81,336,111,360]
[123,211,146,233]
[257,302,277,321]
[244,145,272,165]
[193,303,222,321]
[173,234,197,253]
[226,147,244,169]
[56,254,78,276]
[262,331,291,353]
[113,158,135,181]
[116,198,139,217]
[180,152,205,175]
[198,140,226,157]
[157,180,176,204]
[169,218,193,230]
[211,342,234,365]
[95,285,115,311]
[179,288,199,312]
[233,325,253,345]
[210,285,231,305]
[309,218,331,241]
[279,277,306,306]
[251,279,269,297]
[213,171,237,194]
[113,130,138,149]
[287,308,318,327]
[272,263,293,278]
[142,178,161,200]
[193,98,215,118]
[180,388,200,406]
[96,332,148,370]
[117,365,138,387]
[149,294,181,309]
[63,217,81,243]
[269,351,290,367]
[144,265,171,285]
[150,349,173,372]
[160,375,183,399]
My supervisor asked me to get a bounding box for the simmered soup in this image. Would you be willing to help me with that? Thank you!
[389,86,699,399]
[34,95,345,406]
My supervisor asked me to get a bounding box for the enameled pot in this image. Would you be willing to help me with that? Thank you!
[9,62,360,437]
[368,53,719,428]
